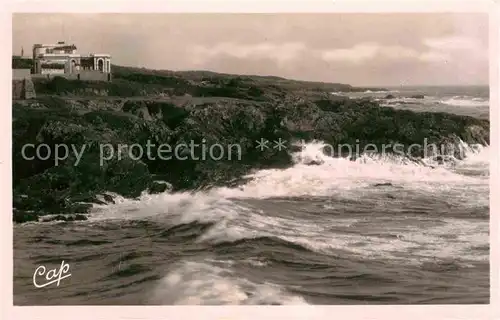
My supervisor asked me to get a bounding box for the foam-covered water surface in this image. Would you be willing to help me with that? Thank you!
[14,138,489,305]
[336,85,490,119]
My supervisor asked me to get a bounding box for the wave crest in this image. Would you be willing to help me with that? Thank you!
[149,261,307,305]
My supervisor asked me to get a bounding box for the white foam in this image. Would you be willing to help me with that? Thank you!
[89,140,489,221]
[457,143,489,167]
[217,141,489,203]
[89,141,489,266]
[149,260,308,305]
[441,96,489,107]
[363,90,399,94]
[88,191,246,224]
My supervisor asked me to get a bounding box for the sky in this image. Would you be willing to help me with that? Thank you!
[12,13,489,87]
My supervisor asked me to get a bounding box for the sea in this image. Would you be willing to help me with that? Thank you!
[338,85,490,119]
[13,86,490,305]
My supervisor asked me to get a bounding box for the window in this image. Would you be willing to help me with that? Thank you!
[97,59,104,72]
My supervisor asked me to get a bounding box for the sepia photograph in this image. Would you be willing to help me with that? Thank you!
[10,10,492,309]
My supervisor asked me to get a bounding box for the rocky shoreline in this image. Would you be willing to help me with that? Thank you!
[12,67,490,223]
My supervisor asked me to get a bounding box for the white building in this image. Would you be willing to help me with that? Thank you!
[32,41,111,75]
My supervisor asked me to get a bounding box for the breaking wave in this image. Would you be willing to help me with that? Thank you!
[88,141,488,263]
[149,260,307,305]
[440,96,489,107]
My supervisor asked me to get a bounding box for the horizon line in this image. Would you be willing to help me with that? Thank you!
[12,56,489,88]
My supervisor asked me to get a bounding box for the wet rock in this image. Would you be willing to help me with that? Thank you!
[42,214,88,222]
[51,215,68,222]
[306,160,323,166]
[410,94,425,99]
[68,202,93,213]
[102,193,116,204]
[298,156,325,166]
[148,181,172,194]
[13,210,38,223]
[433,155,457,166]
[373,182,393,187]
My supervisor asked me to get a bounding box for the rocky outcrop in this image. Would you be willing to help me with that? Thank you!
[12,68,490,223]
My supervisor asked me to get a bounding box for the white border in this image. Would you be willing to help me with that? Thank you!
[2,1,499,320]
[5,0,498,13]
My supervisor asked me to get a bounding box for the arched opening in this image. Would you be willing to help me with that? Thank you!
[97,59,104,72]
[71,59,76,73]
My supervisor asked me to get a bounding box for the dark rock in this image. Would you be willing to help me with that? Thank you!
[384,94,396,99]
[148,181,172,194]
[74,214,88,221]
[71,203,92,213]
[410,94,425,99]
[373,183,393,187]
[92,198,108,205]
[433,155,457,166]
[13,210,38,223]
[42,214,88,222]
[102,193,116,204]
[306,160,323,166]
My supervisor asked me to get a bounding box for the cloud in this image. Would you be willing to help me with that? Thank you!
[423,36,478,51]
[320,43,380,63]
[190,42,307,67]
[12,13,488,86]
[422,36,486,62]
[318,43,451,64]
[419,52,450,63]
[189,41,454,67]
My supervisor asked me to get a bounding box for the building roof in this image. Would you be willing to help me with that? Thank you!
[33,43,77,49]
[53,45,77,50]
